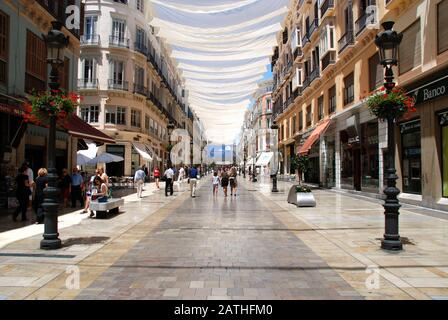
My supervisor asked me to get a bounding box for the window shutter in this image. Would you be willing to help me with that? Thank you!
[438,0,448,54]
[0,10,9,85]
[369,53,383,91]
[399,20,421,74]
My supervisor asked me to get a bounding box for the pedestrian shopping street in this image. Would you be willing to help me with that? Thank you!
[0,177,447,300]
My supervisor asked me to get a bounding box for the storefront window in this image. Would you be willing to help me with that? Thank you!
[361,121,379,192]
[326,139,336,188]
[400,120,421,194]
[340,127,360,190]
[131,148,140,174]
[440,111,448,197]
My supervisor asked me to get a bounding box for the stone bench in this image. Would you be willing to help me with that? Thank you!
[90,198,124,219]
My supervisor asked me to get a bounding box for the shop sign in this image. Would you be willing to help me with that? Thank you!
[400,119,421,133]
[410,75,448,105]
[348,136,360,144]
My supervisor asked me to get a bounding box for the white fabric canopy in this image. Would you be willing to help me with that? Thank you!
[256,152,274,166]
[133,143,153,162]
[149,0,290,143]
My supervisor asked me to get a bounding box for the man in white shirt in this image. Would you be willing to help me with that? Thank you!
[164,165,174,197]
[23,162,34,206]
[134,166,146,198]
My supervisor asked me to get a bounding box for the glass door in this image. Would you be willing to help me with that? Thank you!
[112,19,126,43]
[85,16,98,41]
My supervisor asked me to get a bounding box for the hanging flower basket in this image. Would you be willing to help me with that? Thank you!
[23,90,80,128]
[367,87,416,121]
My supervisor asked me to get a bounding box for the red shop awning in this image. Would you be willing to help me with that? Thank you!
[298,119,331,155]
[67,115,115,144]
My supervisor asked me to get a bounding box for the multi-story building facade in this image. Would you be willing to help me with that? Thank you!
[79,0,193,176]
[271,0,448,211]
[240,80,273,176]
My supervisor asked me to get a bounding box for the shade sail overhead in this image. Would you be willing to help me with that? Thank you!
[149,0,290,143]
[256,152,274,166]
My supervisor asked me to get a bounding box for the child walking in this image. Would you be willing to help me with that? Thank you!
[212,171,220,196]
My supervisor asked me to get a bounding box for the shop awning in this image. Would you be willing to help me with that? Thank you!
[132,142,153,161]
[298,119,331,155]
[67,116,115,144]
[256,152,274,166]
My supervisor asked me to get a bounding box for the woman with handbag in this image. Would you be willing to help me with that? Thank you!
[13,165,31,222]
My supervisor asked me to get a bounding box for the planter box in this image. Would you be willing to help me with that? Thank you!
[287,184,316,207]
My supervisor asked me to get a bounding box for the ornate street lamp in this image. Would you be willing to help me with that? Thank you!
[41,21,69,250]
[270,121,279,192]
[375,21,403,251]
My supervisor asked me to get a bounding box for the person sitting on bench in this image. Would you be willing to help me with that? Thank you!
[90,176,108,218]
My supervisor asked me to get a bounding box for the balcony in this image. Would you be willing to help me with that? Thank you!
[78,79,98,90]
[338,30,355,54]
[302,33,310,48]
[298,0,312,6]
[303,68,320,89]
[133,84,147,96]
[320,0,335,19]
[308,19,319,38]
[355,13,369,36]
[80,35,100,46]
[293,87,303,99]
[109,35,130,49]
[293,47,303,60]
[134,42,148,55]
[321,51,336,71]
[108,79,129,91]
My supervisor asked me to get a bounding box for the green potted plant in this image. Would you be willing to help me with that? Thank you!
[287,155,315,207]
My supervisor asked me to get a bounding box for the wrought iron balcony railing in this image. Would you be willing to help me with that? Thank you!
[108,79,129,91]
[133,84,147,96]
[109,35,130,48]
[303,68,320,89]
[80,35,100,46]
[321,51,336,71]
[320,0,335,18]
[338,30,355,54]
[355,13,369,36]
[134,42,148,55]
[78,78,98,90]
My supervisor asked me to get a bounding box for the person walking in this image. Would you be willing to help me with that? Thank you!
[188,165,198,198]
[60,168,71,208]
[229,167,238,196]
[134,166,146,198]
[212,171,220,196]
[70,167,84,208]
[82,169,100,214]
[22,162,34,208]
[13,165,31,222]
[164,165,174,197]
[221,169,229,197]
[33,168,48,224]
[177,165,185,192]
[154,167,161,189]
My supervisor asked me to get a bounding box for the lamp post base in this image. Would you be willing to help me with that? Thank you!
[271,174,278,192]
[381,238,403,251]
[40,238,62,250]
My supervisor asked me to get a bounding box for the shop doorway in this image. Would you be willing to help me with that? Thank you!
[25,145,45,175]
[353,148,361,191]
[106,145,125,177]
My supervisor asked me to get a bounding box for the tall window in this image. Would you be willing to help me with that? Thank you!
[106,106,126,125]
[59,57,70,91]
[82,58,96,83]
[84,16,98,40]
[80,106,99,123]
[344,72,354,105]
[318,95,324,120]
[110,60,125,84]
[299,111,303,131]
[145,115,150,133]
[329,85,336,113]
[306,105,312,127]
[368,53,383,92]
[399,20,421,74]
[440,111,448,197]
[111,19,126,42]
[400,120,421,194]
[25,30,46,92]
[135,66,145,86]
[131,109,141,127]
[292,115,297,133]
[438,0,448,54]
[0,10,9,86]
[136,27,146,51]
